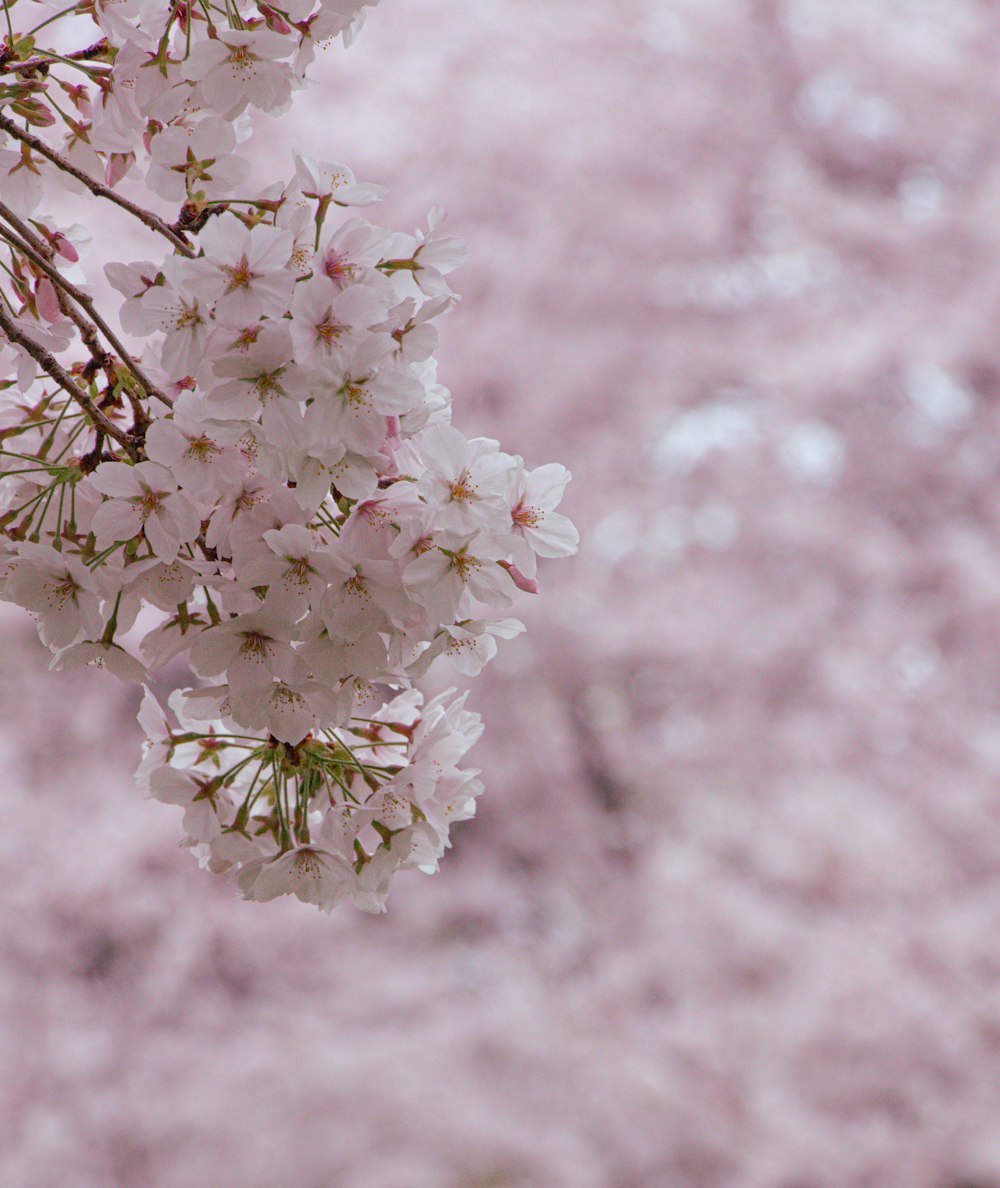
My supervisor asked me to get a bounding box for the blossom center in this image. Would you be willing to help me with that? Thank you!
[236,487,265,511]
[138,488,164,518]
[342,381,370,409]
[252,369,285,401]
[324,252,355,283]
[317,315,346,343]
[228,48,258,78]
[222,256,256,293]
[46,577,80,609]
[238,631,273,661]
[286,557,311,585]
[451,552,480,580]
[345,571,370,601]
[187,435,221,462]
[173,302,202,330]
[512,503,540,529]
[449,471,476,502]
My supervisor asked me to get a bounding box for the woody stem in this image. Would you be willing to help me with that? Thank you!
[0,303,140,461]
[0,112,195,258]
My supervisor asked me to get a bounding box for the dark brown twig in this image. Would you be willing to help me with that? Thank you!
[0,112,195,257]
[0,303,139,460]
[0,199,172,408]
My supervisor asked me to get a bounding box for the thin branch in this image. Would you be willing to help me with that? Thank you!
[0,200,173,408]
[2,39,111,74]
[47,277,150,439]
[5,212,119,387]
[67,38,112,62]
[0,302,140,460]
[0,112,195,257]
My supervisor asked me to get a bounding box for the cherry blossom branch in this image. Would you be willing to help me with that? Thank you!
[0,39,111,74]
[0,206,118,387]
[0,112,195,258]
[0,0,581,914]
[0,200,173,408]
[46,279,149,438]
[0,303,139,460]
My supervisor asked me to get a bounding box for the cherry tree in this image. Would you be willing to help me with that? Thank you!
[0,0,577,912]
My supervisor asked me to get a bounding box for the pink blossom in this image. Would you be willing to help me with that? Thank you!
[87,461,201,564]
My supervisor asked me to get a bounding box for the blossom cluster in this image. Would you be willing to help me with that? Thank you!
[0,0,577,911]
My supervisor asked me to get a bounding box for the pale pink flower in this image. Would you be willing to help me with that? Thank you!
[294,152,386,208]
[181,29,294,117]
[88,461,201,564]
[411,617,525,678]
[504,461,579,575]
[239,846,352,910]
[308,339,425,454]
[0,147,44,217]
[144,395,246,497]
[299,624,392,687]
[119,555,216,612]
[321,538,410,642]
[416,424,511,533]
[381,294,453,363]
[379,208,468,297]
[289,274,388,365]
[228,676,347,744]
[320,217,388,288]
[4,543,102,649]
[92,0,163,47]
[90,41,146,153]
[204,478,302,558]
[403,533,515,621]
[149,766,227,843]
[146,117,250,202]
[51,639,147,682]
[141,261,213,379]
[208,324,303,418]
[105,258,162,336]
[182,220,294,326]
[237,524,334,618]
[188,608,304,693]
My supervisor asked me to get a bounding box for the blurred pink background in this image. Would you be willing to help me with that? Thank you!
[6,1,1000,1184]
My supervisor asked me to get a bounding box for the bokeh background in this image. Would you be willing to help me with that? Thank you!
[5,0,1000,1184]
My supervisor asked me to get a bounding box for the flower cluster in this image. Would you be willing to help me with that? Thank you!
[0,0,577,911]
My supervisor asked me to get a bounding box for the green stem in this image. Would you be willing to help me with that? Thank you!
[24,2,79,39]
[2,0,16,44]
[101,589,122,642]
[29,48,110,78]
